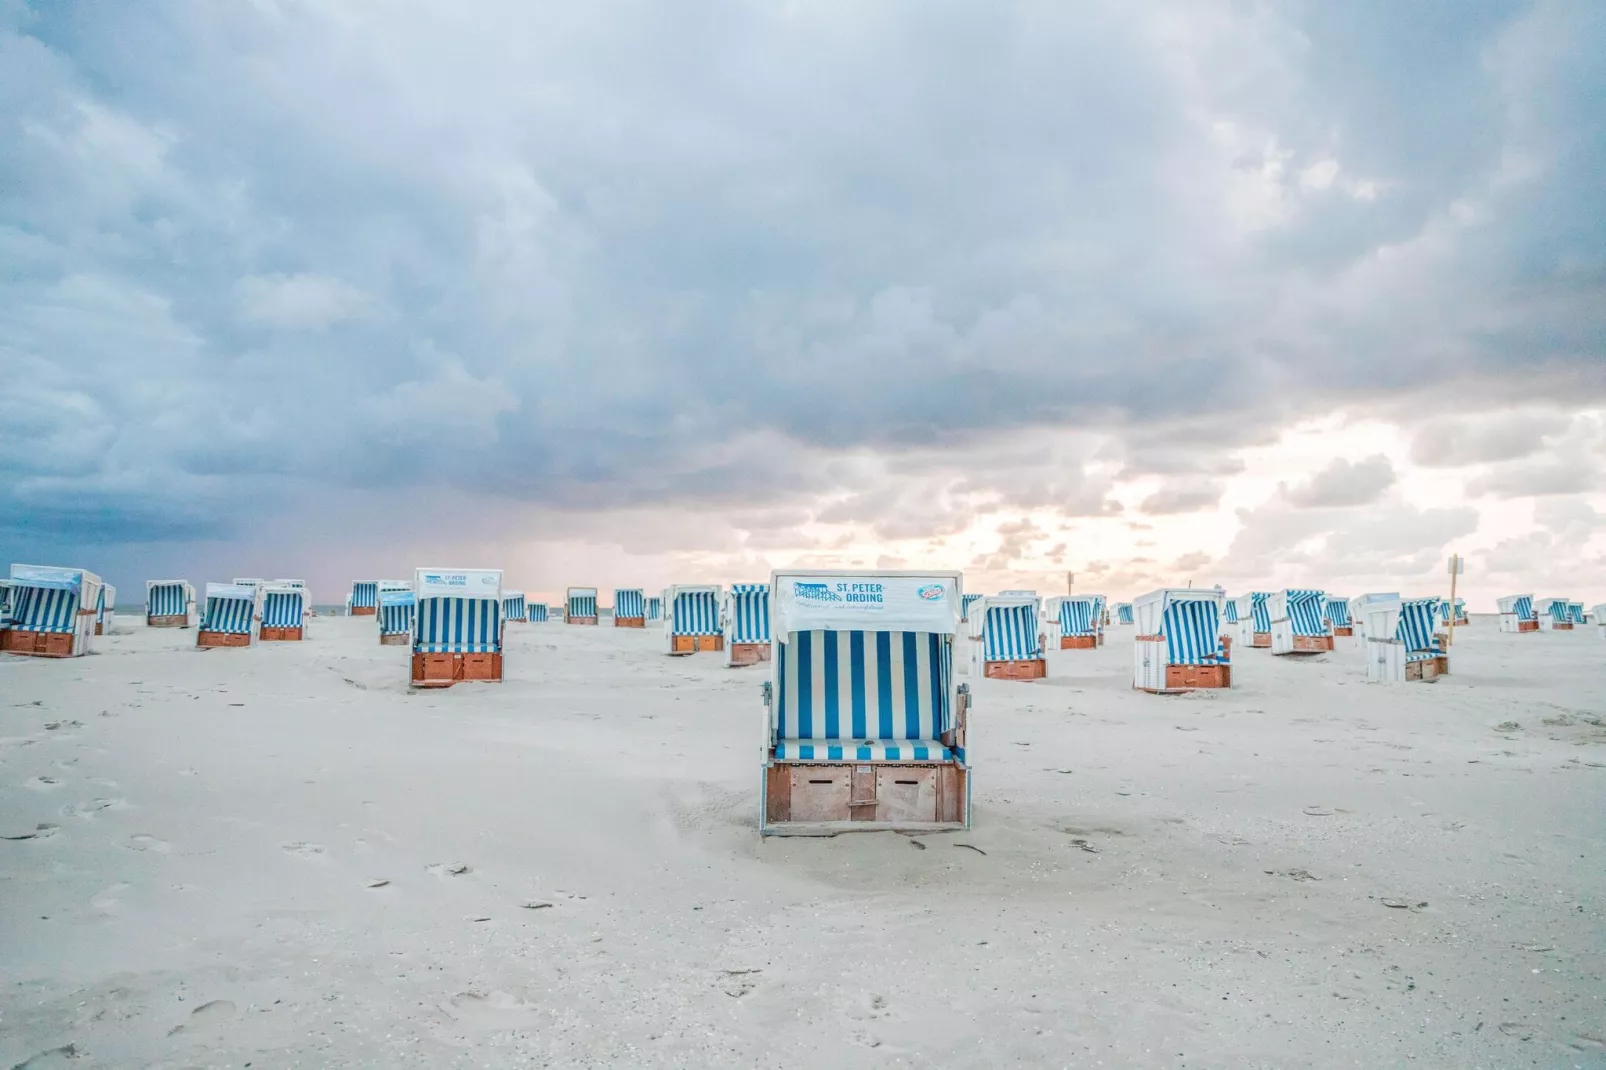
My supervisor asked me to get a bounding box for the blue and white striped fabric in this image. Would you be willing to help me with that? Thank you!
[148,582,187,617]
[1397,599,1441,654]
[1284,590,1326,636]
[1116,603,1134,625]
[528,603,548,622]
[1455,598,1468,620]
[1513,595,1535,622]
[1326,599,1352,628]
[1223,600,1239,624]
[984,604,1042,661]
[414,598,501,654]
[201,595,254,635]
[568,592,597,618]
[261,591,304,627]
[502,594,527,622]
[614,589,646,619]
[9,587,79,632]
[379,592,415,635]
[961,594,983,622]
[672,590,720,635]
[1163,599,1228,665]
[728,584,770,644]
[1057,598,1097,637]
[647,597,662,621]
[773,630,952,759]
[1250,593,1271,633]
[1566,602,1585,625]
[350,582,379,610]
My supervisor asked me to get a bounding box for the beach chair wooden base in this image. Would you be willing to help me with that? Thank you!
[614,617,645,628]
[1059,635,1097,650]
[197,631,250,648]
[1454,616,1469,626]
[728,642,771,666]
[670,634,724,655]
[1553,622,1573,631]
[1,630,76,657]
[1333,627,1354,637]
[351,606,376,617]
[1274,635,1333,656]
[1518,620,1538,632]
[147,615,187,628]
[94,623,105,636]
[1162,664,1230,691]
[1405,658,1444,682]
[259,626,304,642]
[1251,632,1272,648]
[984,658,1046,680]
[567,616,598,626]
[379,633,409,646]
[764,762,967,834]
[410,652,503,688]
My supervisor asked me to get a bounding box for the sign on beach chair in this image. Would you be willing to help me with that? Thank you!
[259,585,307,641]
[761,570,969,835]
[566,587,598,625]
[724,584,770,666]
[613,589,646,627]
[378,589,415,645]
[1133,589,1230,692]
[1269,589,1332,655]
[1358,596,1448,682]
[146,580,195,628]
[972,594,1045,680]
[412,568,503,687]
[2,565,102,658]
[664,584,723,654]
[1326,597,1353,637]
[197,583,261,648]
[1498,594,1537,633]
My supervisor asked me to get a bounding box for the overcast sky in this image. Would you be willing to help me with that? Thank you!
[2,0,1603,607]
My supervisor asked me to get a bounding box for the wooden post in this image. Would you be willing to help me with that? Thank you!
[1446,554,1463,648]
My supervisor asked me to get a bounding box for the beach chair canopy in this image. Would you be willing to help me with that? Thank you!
[669,585,722,636]
[1222,599,1239,624]
[567,588,598,618]
[261,586,305,628]
[1497,594,1536,620]
[1537,597,1568,621]
[413,569,503,653]
[1116,602,1134,625]
[501,591,527,620]
[1273,589,1327,637]
[961,593,983,621]
[727,584,770,644]
[1326,598,1352,627]
[201,583,257,634]
[1567,601,1587,625]
[984,599,1042,661]
[1135,589,1227,665]
[614,589,646,618]
[147,580,191,617]
[770,571,961,762]
[7,566,94,633]
[528,603,548,622]
[379,589,416,635]
[1397,598,1442,660]
[350,582,379,610]
[1234,593,1271,632]
[647,596,662,620]
[1056,597,1099,637]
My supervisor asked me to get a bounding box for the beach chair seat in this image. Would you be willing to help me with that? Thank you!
[774,738,952,762]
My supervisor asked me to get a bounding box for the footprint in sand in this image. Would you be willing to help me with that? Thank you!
[91,882,132,914]
[439,990,537,1028]
[127,834,171,854]
[63,798,125,819]
[12,1044,81,1068]
[23,776,62,790]
[282,841,326,858]
[1,823,60,841]
[166,998,237,1037]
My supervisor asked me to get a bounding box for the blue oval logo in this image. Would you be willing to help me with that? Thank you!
[917,584,945,601]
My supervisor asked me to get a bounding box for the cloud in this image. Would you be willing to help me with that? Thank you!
[1139,481,1226,515]
[1410,413,1547,467]
[1465,457,1603,498]
[1281,455,1396,508]
[236,273,380,331]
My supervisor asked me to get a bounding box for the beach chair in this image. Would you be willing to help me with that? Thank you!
[565,587,598,625]
[1054,595,1101,649]
[348,582,379,616]
[647,596,663,622]
[259,584,306,641]
[2,565,102,657]
[1233,593,1272,648]
[1219,596,1238,650]
[501,591,529,624]
[1326,596,1353,637]
[378,589,415,645]
[0,579,11,631]
[1453,598,1469,626]
[724,584,771,666]
[1592,603,1606,638]
[761,570,969,835]
[665,584,723,654]
[960,593,983,624]
[1536,598,1574,631]
[1359,596,1447,682]
[1115,602,1134,626]
[197,582,261,648]
[1269,589,1332,655]
[613,589,646,628]
[411,568,503,687]
[973,594,1045,680]
[1133,588,1230,692]
[146,580,195,628]
[1498,595,1538,633]
[92,583,116,636]
[528,603,549,623]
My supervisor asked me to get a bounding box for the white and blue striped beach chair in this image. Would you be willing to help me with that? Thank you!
[146,580,195,628]
[412,569,503,686]
[1591,603,1606,638]
[1116,602,1134,626]
[197,582,261,648]
[3,565,103,657]
[724,584,771,666]
[0,579,11,631]
[1055,596,1101,650]
[1233,592,1272,648]
[1566,601,1586,627]
[527,602,549,623]
[378,589,415,645]
[565,587,598,625]
[1133,589,1230,691]
[259,585,307,641]
[647,596,663,622]
[762,570,969,835]
[972,594,1044,679]
[1270,589,1332,655]
[1326,596,1353,636]
[1359,596,1447,682]
[348,582,379,616]
[1498,594,1537,633]
[664,584,723,654]
[960,593,983,623]
[613,588,646,627]
[502,591,529,624]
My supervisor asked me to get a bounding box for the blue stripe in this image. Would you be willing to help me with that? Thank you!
[876,631,893,739]
[796,631,813,738]
[822,636,840,739]
[850,631,867,739]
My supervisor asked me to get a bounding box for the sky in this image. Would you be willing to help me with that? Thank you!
[2,0,1604,609]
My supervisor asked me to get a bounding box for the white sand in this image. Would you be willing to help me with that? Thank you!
[2,619,1603,1068]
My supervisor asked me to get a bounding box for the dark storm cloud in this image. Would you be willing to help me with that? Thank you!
[2,0,1603,566]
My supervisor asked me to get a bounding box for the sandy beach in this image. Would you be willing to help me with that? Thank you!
[2,619,1603,1068]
